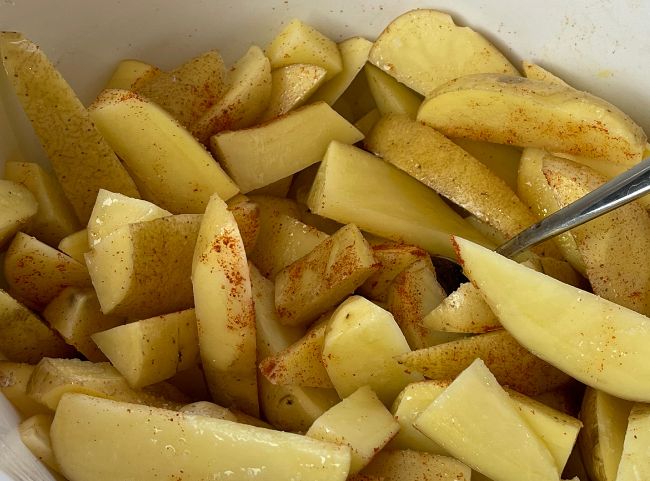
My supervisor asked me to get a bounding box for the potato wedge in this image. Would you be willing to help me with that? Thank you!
[522,61,570,86]
[260,64,327,121]
[248,175,294,198]
[418,74,646,164]
[227,196,260,255]
[104,59,161,90]
[179,401,238,421]
[0,179,37,248]
[57,229,88,264]
[18,414,61,474]
[368,9,518,96]
[0,362,51,417]
[361,450,471,481]
[0,32,140,223]
[364,64,422,118]
[451,138,521,191]
[354,108,381,136]
[331,69,376,122]
[616,403,650,481]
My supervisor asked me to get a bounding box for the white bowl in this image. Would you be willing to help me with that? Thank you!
[1,1,649,479]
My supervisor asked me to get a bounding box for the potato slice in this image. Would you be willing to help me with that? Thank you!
[306,141,489,259]
[85,214,201,319]
[364,64,422,118]
[4,232,91,311]
[4,162,79,245]
[414,359,560,481]
[274,224,378,326]
[18,414,61,474]
[311,37,373,105]
[266,19,342,80]
[418,74,646,164]
[57,229,88,263]
[522,61,570,86]
[190,46,271,143]
[227,196,260,255]
[260,64,327,121]
[43,287,123,362]
[455,236,650,402]
[306,385,400,473]
[361,450,471,481]
[0,32,140,223]
[211,102,363,193]
[92,308,198,388]
[322,295,422,405]
[368,9,518,96]
[136,49,226,127]
[354,108,381,136]
[89,89,239,212]
[0,179,37,248]
[104,59,161,90]
[451,138,521,191]
[51,393,352,481]
[616,403,650,481]
[0,362,51,417]
[396,329,571,396]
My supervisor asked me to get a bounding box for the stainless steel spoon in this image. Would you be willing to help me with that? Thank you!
[496,156,650,258]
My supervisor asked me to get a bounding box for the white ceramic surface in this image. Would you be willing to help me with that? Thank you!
[1,1,649,479]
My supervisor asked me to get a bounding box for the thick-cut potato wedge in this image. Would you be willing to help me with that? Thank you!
[366,114,537,239]
[455,236,650,402]
[616,403,650,481]
[307,141,488,259]
[354,108,381,136]
[57,229,88,264]
[4,162,79,245]
[89,89,238,212]
[266,19,342,80]
[43,287,123,362]
[307,386,400,473]
[136,49,226,127]
[0,179,37,248]
[368,9,518,96]
[104,59,161,90]
[4,232,91,311]
[543,156,650,315]
[364,64,422,118]
[260,64,327,121]
[397,329,571,396]
[191,46,271,143]
[92,308,199,388]
[331,70,376,122]
[522,61,570,86]
[322,296,422,405]
[311,37,373,105]
[227,196,260,255]
[51,393,352,481]
[0,362,51,417]
[211,102,363,193]
[0,32,140,223]
[451,138,521,191]
[179,401,238,421]
[19,414,61,474]
[274,224,378,326]
[85,214,201,319]
[361,450,471,481]
[248,176,294,197]
[192,194,258,416]
[414,359,560,481]
[418,74,646,164]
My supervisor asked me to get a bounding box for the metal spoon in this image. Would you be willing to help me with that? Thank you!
[496,156,650,258]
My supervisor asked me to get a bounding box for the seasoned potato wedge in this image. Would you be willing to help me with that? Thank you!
[104,59,161,90]
[364,64,422,118]
[57,229,88,264]
[18,414,61,474]
[179,401,238,421]
[260,64,327,121]
[450,138,521,191]
[0,179,37,248]
[227,196,260,255]
[0,362,51,417]
[616,403,650,481]
[361,450,471,481]
[331,69,376,122]
[522,61,570,86]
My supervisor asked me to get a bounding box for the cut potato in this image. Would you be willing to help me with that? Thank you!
[418,74,646,164]
[306,385,400,474]
[306,141,489,259]
[89,88,239,212]
[451,138,521,191]
[18,414,61,474]
[397,329,572,396]
[4,162,79,246]
[368,9,518,96]
[522,61,570,86]
[322,295,422,405]
[4,232,91,311]
[454,236,650,402]
[227,197,260,255]
[364,64,422,118]
[190,45,271,143]
[331,69,376,122]
[51,393,352,481]
[211,102,363,193]
[57,229,88,264]
[616,403,650,481]
[104,59,161,90]
[354,108,381,136]
[92,308,199,388]
[85,214,201,319]
[361,450,471,481]
[274,223,378,326]
[192,194,258,416]
[0,32,140,223]
[0,362,51,417]
[179,401,238,421]
[266,19,342,80]
[248,175,294,198]
[0,179,37,249]
[260,64,327,121]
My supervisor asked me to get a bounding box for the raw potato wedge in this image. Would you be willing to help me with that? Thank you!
[0,362,51,417]
[454,236,650,402]
[354,108,381,136]
[4,162,79,245]
[136,49,226,127]
[310,37,373,105]
[19,414,62,474]
[361,450,471,481]
[179,401,238,421]
[89,89,239,212]
[0,32,140,223]
[265,19,342,80]
[322,295,423,405]
[368,9,518,96]
[211,102,363,193]
[85,214,201,319]
[260,64,327,121]
[616,403,650,481]
[192,194,258,416]
[306,386,400,474]
[274,224,378,326]
[92,308,199,388]
[418,74,647,164]
[522,61,571,87]
[543,156,650,315]
[227,196,260,255]
[366,114,537,239]
[4,232,91,311]
[332,70,376,122]
[104,59,161,90]
[306,141,489,260]
[364,64,422,118]
[396,329,572,396]
[190,45,271,143]
[0,179,37,248]
[414,359,560,481]
[451,138,521,191]
[57,229,88,263]
[51,393,352,481]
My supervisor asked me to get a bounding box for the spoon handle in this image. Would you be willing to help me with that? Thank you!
[496,156,650,259]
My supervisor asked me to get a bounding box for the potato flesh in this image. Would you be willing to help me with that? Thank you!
[104,59,161,90]
[361,450,471,481]
[616,403,650,481]
[260,64,327,121]
[522,61,570,87]
[451,138,522,191]
[0,179,37,248]
[227,198,261,255]
[354,108,381,136]
[18,414,61,474]
[0,362,51,417]
[57,229,88,264]
[364,64,421,118]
